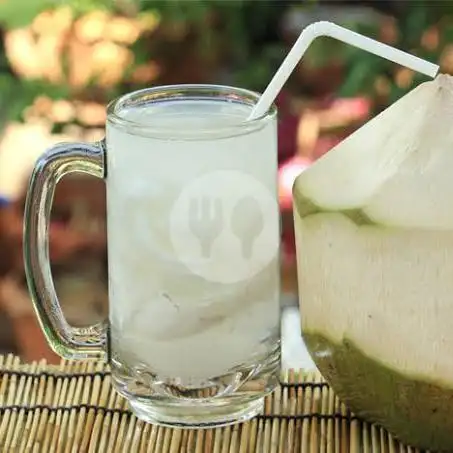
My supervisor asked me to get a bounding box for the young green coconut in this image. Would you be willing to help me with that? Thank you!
[293,74,453,451]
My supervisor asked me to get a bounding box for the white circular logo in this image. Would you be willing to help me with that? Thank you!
[169,170,280,284]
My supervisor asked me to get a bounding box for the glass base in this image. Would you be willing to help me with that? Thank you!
[129,397,264,429]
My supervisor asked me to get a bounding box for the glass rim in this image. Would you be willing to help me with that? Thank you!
[106,84,277,138]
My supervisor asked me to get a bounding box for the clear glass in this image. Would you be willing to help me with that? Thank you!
[23,84,281,428]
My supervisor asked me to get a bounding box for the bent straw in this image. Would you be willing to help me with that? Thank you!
[248,21,439,120]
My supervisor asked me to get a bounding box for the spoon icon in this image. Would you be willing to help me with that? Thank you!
[230,196,264,260]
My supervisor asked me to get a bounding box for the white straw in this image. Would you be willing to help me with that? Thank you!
[248,21,439,120]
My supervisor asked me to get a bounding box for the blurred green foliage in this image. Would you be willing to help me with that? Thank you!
[0,0,292,124]
[336,1,453,105]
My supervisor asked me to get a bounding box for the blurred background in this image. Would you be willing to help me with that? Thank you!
[0,0,452,363]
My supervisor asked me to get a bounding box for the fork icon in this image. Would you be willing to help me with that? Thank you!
[189,197,224,258]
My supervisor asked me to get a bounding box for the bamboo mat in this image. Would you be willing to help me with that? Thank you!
[0,355,423,453]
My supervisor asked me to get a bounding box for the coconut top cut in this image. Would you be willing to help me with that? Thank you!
[294,74,453,229]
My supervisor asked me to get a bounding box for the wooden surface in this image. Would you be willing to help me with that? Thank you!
[0,355,421,452]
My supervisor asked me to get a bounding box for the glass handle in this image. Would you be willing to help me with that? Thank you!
[23,141,108,360]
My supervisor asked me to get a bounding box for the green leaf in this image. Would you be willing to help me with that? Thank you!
[400,4,429,47]
[338,56,385,97]
[0,0,50,28]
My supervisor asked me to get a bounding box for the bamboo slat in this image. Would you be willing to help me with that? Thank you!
[0,355,425,452]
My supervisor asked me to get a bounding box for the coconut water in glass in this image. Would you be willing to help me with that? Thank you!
[23,85,281,427]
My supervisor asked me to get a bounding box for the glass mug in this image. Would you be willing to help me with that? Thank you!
[23,85,281,428]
